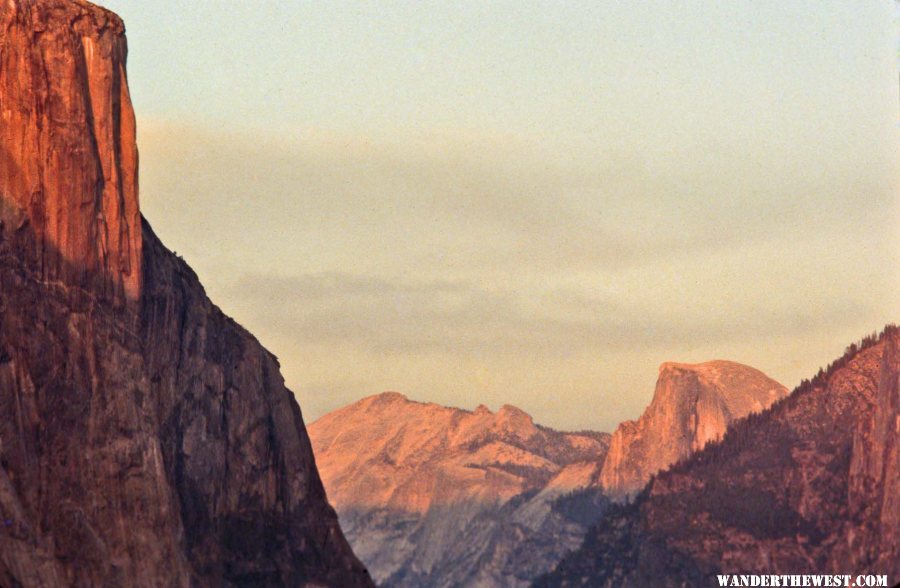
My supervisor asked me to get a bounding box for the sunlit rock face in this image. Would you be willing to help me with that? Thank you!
[0,1,372,586]
[537,328,900,587]
[599,360,788,498]
[309,362,789,585]
[309,393,611,587]
[0,0,141,304]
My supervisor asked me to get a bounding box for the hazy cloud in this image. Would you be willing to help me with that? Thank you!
[231,269,873,355]
[140,121,898,280]
[134,120,898,430]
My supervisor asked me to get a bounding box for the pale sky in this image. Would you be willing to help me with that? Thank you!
[102,0,899,431]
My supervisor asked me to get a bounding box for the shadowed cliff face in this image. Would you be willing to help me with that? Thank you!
[0,1,372,586]
[599,360,788,498]
[537,327,900,587]
[309,394,611,587]
[847,330,900,573]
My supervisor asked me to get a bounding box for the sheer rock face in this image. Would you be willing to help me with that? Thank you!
[0,0,141,303]
[847,332,900,572]
[599,360,788,498]
[537,328,900,587]
[309,393,611,587]
[0,1,372,586]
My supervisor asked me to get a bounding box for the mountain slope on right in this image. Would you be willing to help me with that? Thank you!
[535,325,899,587]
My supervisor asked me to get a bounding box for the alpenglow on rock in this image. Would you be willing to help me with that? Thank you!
[0,0,141,304]
[309,393,612,587]
[537,327,900,587]
[0,1,372,586]
[599,360,788,498]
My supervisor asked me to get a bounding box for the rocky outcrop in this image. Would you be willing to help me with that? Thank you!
[0,1,372,586]
[308,393,611,587]
[536,327,900,587]
[599,360,788,498]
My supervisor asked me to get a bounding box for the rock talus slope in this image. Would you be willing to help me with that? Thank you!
[309,393,611,587]
[537,327,900,587]
[599,360,788,498]
[0,1,372,586]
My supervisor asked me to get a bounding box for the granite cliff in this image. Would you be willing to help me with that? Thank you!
[0,0,140,305]
[599,361,788,498]
[537,326,899,587]
[309,393,611,587]
[0,1,371,586]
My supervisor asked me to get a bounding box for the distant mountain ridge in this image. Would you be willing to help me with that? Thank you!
[309,358,788,586]
[537,326,900,587]
[311,392,610,513]
[309,393,611,587]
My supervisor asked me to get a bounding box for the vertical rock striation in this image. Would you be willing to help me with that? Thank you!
[598,360,788,498]
[0,1,372,586]
[846,331,900,572]
[0,0,141,304]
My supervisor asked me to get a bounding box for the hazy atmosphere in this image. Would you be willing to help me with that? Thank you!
[103,0,899,431]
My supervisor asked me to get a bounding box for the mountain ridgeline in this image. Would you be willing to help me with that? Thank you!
[309,394,613,587]
[536,326,900,587]
[0,1,371,586]
[309,360,787,587]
